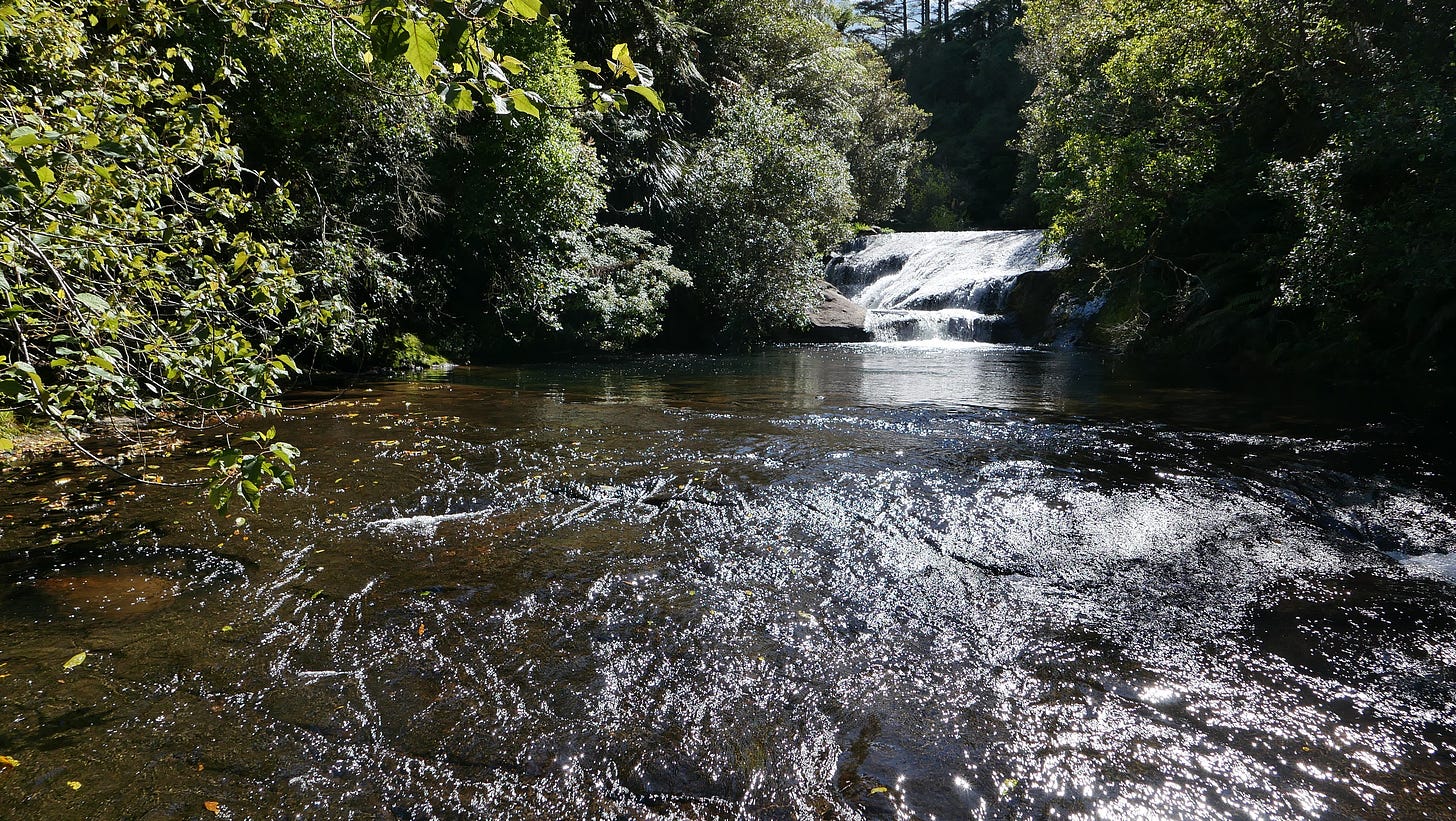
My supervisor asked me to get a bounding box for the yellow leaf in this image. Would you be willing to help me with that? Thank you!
[870,786,888,795]
[63,651,86,670]
[204,800,221,814]
[66,781,81,790]
[0,755,18,769]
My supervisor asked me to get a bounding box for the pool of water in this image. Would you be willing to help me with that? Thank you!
[1,344,1454,819]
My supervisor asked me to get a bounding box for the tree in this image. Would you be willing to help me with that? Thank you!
[881,0,1034,228]
[0,0,664,507]
[666,91,856,341]
[0,0,321,505]
[1020,0,1456,374]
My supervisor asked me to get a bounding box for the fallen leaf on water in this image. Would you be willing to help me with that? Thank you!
[0,755,18,769]
[869,786,888,795]
[204,800,221,814]
[63,652,86,670]
[66,781,81,790]
[417,623,425,637]
[221,626,234,632]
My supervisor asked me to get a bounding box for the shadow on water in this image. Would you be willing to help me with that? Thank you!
[1,343,1454,819]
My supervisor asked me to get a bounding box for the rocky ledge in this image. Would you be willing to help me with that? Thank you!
[792,280,874,343]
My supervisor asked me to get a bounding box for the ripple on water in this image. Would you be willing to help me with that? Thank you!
[1,349,1455,819]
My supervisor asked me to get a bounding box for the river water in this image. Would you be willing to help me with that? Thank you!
[2,343,1454,819]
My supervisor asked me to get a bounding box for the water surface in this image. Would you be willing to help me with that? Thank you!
[1,344,1454,819]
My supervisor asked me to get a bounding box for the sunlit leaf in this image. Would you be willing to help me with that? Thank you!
[73,293,109,314]
[63,651,86,670]
[0,756,18,769]
[625,85,665,112]
[503,0,541,20]
[508,88,540,118]
[403,19,438,82]
[611,43,638,80]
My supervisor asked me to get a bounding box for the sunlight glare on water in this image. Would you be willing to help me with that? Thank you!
[1,345,1454,819]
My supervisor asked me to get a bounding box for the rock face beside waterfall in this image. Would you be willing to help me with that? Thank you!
[800,281,874,343]
[825,230,1073,344]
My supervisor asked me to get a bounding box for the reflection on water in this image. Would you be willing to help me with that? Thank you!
[1,344,1454,819]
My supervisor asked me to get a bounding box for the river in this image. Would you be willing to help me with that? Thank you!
[2,343,1454,819]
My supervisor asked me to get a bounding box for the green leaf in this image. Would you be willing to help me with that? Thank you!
[63,651,86,670]
[0,438,14,453]
[508,88,540,118]
[403,19,439,83]
[7,126,42,150]
[73,293,109,313]
[369,18,410,63]
[503,0,541,20]
[625,85,665,112]
[448,88,475,112]
[209,483,234,513]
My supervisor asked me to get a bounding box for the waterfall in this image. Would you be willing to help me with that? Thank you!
[826,230,1066,343]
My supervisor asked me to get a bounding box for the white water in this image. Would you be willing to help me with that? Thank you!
[828,230,1066,342]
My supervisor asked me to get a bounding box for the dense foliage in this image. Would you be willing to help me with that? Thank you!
[1019,0,1456,374]
[0,0,322,502]
[870,0,1037,229]
[667,91,856,340]
[1,0,927,501]
[561,0,930,343]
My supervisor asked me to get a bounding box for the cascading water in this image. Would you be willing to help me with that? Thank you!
[827,230,1067,343]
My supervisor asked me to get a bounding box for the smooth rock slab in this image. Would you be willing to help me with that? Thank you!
[793,280,873,343]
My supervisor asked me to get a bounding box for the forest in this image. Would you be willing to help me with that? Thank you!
[4,0,1455,488]
[5,3,1456,817]
[0,0,929,494]
[875,0,1456,378]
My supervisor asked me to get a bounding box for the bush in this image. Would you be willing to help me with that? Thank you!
[666,91,856,342]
